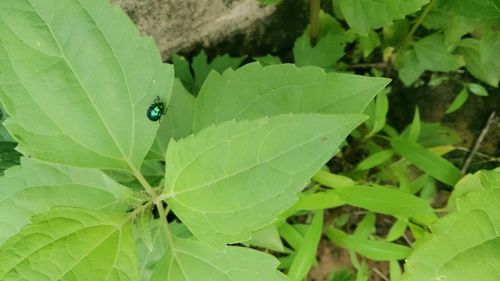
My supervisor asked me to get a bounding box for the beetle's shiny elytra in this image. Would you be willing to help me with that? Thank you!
[146,96,166,122]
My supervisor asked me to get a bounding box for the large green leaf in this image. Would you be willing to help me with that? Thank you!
[446,169,500,209]
[194,62,389,131]
[402,170,500,281]
[397,34,463,85]
[338,0,429,35]
[0,0,174,171]
[0,158,139,245]
[0,207,138,280]
[150,238,288,281]
[148,79,196,160]
[164,114,366,247]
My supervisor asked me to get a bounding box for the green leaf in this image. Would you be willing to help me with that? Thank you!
[446,174,479,208]
[428,74,448,87]
[397,34,463,85]
[0,0,174,171]
[412,33,464,71]
[402,122,459,147]
[327,228,411,261]
[247,224,284,252]
[294,32,347,68]
[401,170,500,281]
[383,20,410,47]
[390,260,402,281]
[150,238,289,281]
[419,177,437,202]
[279,223,304,251]
[355,150,394,171]
[136,220,166,281]
[254,55,282,66]
[385,219,408,242]
[164,114,366,247]
[358,30,381,57]
[397,50,425,86]
[338,0,429,35]
[148,79,196,160]
[172,54,195,92]
[407,107,421,142]
[364,90,389,138]
[334,185,437,224]
[442,0,500,19]
[296,191,345,210]
[136,204,155,251]
[445,88,469,114]
[191,50,245,94]
[0,141,21,175]
[353,212,375,238]
[459,38,500,87]
[354,261,369,281]
[391,137,462,185]
[480,28,500,64]
[313,170,356,188]
[0,207,138,280]
[288,210,324,281]
[447,169,500,209]
[293,11,347,67]
[0,158,139,245]
[328,268,356,281]
[136,220,192,281]
[0,107,15,143]
[466,83,489,96]
[444,15,477,48]
[392,162,412,193]
[194,62,390,132]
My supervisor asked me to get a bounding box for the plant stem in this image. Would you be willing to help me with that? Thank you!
[401,0,436,48]
[348,62,388,69]
[130,164,157,197]
[156,204,175,245]
[155,203,191,277]
[310,0,321,46]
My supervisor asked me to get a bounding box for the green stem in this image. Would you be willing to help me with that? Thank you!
[401,0,436,48]
[310,0,321,46]
[156,204,175,246]
[130,164,157,198]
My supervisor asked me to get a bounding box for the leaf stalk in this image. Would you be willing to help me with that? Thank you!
[401,0,436,48]
[310,0,321,46]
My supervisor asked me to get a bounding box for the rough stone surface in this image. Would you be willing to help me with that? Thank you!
[111,0,308,60]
